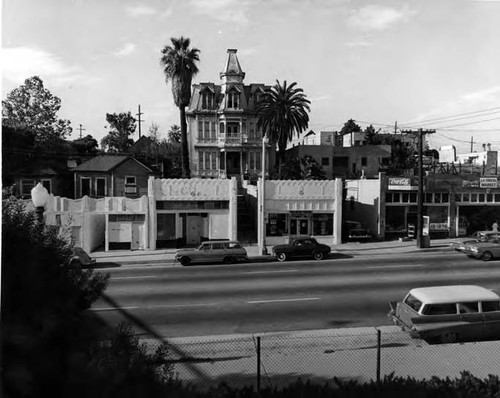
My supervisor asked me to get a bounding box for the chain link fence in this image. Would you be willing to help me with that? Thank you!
[143,326,500,391]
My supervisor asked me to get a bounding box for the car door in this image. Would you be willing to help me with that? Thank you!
[295,239,311,257]
[481,300,500,340]
[457,301,484,341]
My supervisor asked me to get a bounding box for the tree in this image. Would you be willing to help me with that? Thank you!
[101,112,136,153]
[1,189,175,397]
[364,124,383,145]
[2,76,72,147]
[160,37,200,178]
[167,124,181,144]
[70,134,99,156]
[277,155,327,180]
[339,119,362,137]
[257,80,311,179]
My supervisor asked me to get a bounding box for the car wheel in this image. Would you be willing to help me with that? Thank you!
[313,252,324,261]
[277,252,287,262]
[440,331,458,344]
[482,251,493,261]
[223,256,234,264]
[180,257,191,266]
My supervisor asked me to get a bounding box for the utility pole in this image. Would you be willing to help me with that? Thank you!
[471,136,474,153]
[394,121,398,134]
[136,105,144,138]
[78,124,86,139]
[415,128,435,248]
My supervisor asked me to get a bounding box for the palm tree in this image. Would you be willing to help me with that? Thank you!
[257,80,311,178]
[160,37,200,178]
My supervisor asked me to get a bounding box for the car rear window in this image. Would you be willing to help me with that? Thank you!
[404,294,423,312]
[482,300,500,312]
[458,302,479,314]
[422,303,457,315]
[228,242,241,249]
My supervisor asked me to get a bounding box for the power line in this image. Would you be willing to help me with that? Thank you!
[399,107,500,128]
[428,116,500,129]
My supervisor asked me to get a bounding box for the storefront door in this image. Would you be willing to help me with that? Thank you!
[290,217,310,237]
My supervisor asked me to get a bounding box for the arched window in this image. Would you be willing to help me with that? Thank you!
[201,90,213,109]
[227,88,240,109]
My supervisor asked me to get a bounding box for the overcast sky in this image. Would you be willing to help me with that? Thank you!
[2,0,500,153]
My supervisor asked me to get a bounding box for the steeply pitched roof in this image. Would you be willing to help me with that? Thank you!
[71,154,153,172]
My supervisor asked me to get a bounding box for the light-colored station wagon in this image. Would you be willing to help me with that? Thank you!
[389,285,500,344]
[175,240,248,266]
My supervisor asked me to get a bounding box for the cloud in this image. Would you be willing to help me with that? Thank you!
[344,41,372,48]
[348,5,415,31]
[1,47,82,87]
[125,4,157,17]
[190,0,251,24]
[309,94,332,102]
[114,43,137,57]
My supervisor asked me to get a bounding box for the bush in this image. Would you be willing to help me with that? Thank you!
[1,190,175,398]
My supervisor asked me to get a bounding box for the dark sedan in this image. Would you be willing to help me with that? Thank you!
[272,237,331,262]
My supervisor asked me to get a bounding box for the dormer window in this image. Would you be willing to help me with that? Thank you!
[254,91,262,106]
[201,90,213,109]
[227,89,240,109]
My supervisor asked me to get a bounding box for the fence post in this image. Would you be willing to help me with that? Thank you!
[257,336,261,392]
[376,329,381,382]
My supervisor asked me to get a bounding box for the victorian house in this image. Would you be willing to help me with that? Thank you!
[186,49,271,183]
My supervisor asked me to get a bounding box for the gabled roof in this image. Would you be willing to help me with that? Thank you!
[72,154,153,173]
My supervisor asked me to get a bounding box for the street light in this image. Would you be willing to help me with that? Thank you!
[31,182,49,225]
[259,135,269,255]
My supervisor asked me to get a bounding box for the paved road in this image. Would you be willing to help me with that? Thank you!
[91,250,500,338]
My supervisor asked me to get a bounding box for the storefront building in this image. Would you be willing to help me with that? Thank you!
[148,177,237,249]
[256,178,343,247]
[352,173,500,240]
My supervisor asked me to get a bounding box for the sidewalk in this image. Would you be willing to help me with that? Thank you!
[91,238,455,265]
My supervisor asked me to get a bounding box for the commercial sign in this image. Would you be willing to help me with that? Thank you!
[430,222,448,231]
[480,177,498,189]
[462,179,480,188]
[388,177,418,191]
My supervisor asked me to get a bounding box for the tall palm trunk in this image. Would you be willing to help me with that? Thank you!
[179,105,190,178]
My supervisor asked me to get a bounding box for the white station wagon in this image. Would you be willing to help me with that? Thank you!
[389,285,500,344]
[175,240,248,266]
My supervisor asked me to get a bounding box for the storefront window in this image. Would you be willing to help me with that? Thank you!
[312,214,333,235]
[385,207,406,232]
[267,213,288,236]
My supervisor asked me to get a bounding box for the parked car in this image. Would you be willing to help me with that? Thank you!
[449,230,500,253]
[70,247,96,268]
[272,237,331,262]
[388,285,500,344]
[175,240,248,266]
[464,238,500,261]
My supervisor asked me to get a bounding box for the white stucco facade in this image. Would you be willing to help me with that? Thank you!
[257,178,343,249]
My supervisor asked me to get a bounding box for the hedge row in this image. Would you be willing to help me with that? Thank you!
[165,372,500,398]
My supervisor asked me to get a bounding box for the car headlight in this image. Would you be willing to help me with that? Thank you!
[470,247,478,253]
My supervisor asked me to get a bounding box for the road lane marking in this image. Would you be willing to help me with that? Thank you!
[112,276,159,280]
[92,306,139,311]
[366,264,425,269]
[91,303,217,311]
[248,297,320,304]
[243,269,299,274]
